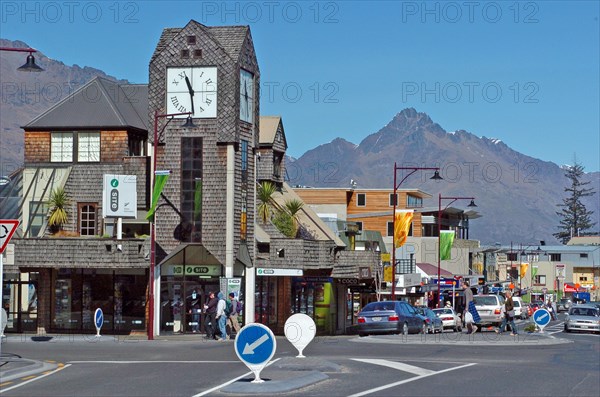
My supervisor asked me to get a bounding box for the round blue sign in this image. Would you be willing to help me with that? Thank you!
[533,308,551,327]
[94,308,104,329]
[234,323,276,366]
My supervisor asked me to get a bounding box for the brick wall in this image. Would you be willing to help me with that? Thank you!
[101,130,129,162]
[24,132,50,162]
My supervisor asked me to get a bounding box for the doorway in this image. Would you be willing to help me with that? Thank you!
[2,280,38,333]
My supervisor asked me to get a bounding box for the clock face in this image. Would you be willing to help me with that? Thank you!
[166,67,217,118]
[240,69,254,123]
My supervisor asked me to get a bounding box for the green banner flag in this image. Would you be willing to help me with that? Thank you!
[440,231,455,260]
[531,266,538,280]
[146,171,170,221]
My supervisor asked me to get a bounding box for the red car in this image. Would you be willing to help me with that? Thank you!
[527,302,543,317]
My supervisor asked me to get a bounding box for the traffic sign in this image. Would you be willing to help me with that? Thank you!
[0,220,19,254]
[94,308,104,337]
[234,323,276,383]
[532,308,551,332]
[284,313,316,358]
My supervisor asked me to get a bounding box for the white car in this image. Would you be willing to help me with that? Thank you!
[512,297,527,319]
[473,294,505,327]
[433,308,462,332]
[564,304,600,334]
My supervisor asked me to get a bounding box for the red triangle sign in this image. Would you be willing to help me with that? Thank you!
[0,220,19,254]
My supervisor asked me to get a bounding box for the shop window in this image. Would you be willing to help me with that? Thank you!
[77,132,100,162]
[79,203,97,236]
[51,132,73,162]
[357,193,366,207]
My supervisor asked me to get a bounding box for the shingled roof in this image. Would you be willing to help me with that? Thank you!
[24,77,148,131]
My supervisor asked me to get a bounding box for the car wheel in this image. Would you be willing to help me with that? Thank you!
[359,333,367,337]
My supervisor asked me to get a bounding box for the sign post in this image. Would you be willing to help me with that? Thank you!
[234,323,276,383]
[0,220,19,357]
[284,313,316,358]
[94,308,104,337]
[532,308,551,333]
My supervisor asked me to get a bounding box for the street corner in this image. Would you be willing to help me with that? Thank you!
[0,357,61,384]
[219,370,328,394]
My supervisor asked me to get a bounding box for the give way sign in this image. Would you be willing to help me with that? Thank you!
[0,220,19,254]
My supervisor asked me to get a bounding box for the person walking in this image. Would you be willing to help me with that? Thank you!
[216,292,228,341]
[228,293,241,339]
[463,281,478,333]
[496,290,518,336]
[203,291,218,340]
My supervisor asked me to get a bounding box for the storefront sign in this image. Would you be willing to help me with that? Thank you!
[395,273,421,288]
[302,277,333,283]
[338,278,359,285]
[256,268,303,276]
[162,264,222,276]
[102,175,137,218]
[221,277,242,297]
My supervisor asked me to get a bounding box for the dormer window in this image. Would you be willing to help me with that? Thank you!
[187,35,196,44]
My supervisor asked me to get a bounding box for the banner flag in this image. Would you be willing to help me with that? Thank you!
[146,171,170,221]
[531,266,538,279]
[520,263,529,279]
[394,209,414,248]
[440,231,455,260]
[194,178,203,221]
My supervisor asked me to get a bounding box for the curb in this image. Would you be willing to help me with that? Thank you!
[0,358,59,383]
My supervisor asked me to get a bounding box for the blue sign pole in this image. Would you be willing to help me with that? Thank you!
[94,308,104,337]
[234,323,276,383]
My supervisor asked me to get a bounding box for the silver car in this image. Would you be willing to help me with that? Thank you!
[564,304,600,334]
[473,294,505,327]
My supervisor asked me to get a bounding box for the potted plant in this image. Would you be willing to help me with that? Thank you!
[48,187,68,234]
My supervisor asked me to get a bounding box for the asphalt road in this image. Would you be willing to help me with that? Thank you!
[0,319,598,397]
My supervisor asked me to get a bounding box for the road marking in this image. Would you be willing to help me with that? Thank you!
[348,362,476,397]
[0,363,71,394]
[0,382,13,388]
[20,376,36,380]
[351,358,434,376]
[191,358,281,397]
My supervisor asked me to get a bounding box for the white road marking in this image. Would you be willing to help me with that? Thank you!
[191,358,281,397]
[351,358,434,376]
[0,364,71,394]
[348,362,477,397]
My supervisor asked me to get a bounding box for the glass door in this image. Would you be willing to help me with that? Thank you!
[1,280,38,333]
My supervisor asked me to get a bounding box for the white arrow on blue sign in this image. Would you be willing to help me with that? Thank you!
[94,308,104,337]
[234,323,276,383]
[532,308,551,330]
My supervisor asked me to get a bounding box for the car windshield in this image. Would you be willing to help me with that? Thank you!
[569,307,599,317]
[362,302,396,312]
[474,296,499,306]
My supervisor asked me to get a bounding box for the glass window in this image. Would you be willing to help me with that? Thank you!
[550,253,561,262]
[28,201,48,237]
[389,193,398,207]
[79,203,96,236]
[387,221,393,237]
[78,132,100,162]
[355,221,363,231]
[51,132,73,162]
[533,275,546,285]
[181,137,203,242]
[406,195,423,207]
[357,193,366,207]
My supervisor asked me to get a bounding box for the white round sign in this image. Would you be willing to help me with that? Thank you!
[0,308,7,336]
[284,313,316,358]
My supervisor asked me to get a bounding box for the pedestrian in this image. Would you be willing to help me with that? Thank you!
[189,301,201,333]
[216,292,228,341]
[203,291,218,340]
[463,281,475,328]
[172,297,183,334]
[228,293,241,339]
[496,291,518,336]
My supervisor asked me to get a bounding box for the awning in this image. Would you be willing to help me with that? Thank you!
[158,243,222,267]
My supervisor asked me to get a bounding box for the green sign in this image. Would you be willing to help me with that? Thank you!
[111,179,119,188]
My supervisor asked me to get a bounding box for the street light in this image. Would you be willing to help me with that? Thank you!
[0,47,44,71]
[148,110,194,340]
[437,194,476,308]
[391,163,442,298]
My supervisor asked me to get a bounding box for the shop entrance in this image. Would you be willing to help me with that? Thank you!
[160,278,219,334]
[2,278,38,333]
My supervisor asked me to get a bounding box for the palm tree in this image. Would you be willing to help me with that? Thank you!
[257,181,277,224]
[48,187,68,232]
[284,198,304,236]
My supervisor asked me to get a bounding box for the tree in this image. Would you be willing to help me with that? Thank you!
[553,161,596,244]
[257,181,277,224]
[48,187,68,232]
[283,198,304,237]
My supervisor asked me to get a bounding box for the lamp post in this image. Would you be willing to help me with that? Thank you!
[390,163,442,298]
[0,47,44,71]
[437,194,476,308]
[148,110,193,340]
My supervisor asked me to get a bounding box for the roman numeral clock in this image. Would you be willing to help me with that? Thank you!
[166,67,217,118]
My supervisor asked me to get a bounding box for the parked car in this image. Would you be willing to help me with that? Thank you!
[512,297,527,319]
[357,301,423,336]
[473,294,505,327]
[432,308,462,332]
[527,302,542,317]
[563,304,600,334]
[416,307,443,334]
[557,298,572,313]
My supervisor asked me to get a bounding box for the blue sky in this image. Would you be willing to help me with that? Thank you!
[2,1,599,171]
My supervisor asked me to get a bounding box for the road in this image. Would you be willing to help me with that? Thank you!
[0,319,598,397]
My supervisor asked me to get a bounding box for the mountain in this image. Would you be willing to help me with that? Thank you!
[0,39,128,172]
[287,108,600,245]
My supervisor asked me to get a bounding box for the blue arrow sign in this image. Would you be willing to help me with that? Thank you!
[533,308,551,327]
[235,323,276,366]
[94,308,104,329]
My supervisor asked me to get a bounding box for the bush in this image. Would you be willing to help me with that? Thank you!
[524,323,537,333]
[272,210,296,238]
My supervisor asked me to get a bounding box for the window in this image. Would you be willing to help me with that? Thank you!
[273,153,282,178]
[28,201,48,237]
[193,49,202,58]
[580,253,588,258]
[389,193,398,207]
[550,253,561,262]
[355,221,363,231]
[357,193,366,207]
[507,253,518,261]
[579,276,588,282]
[181,49,190,58]
[51,132,73,162]
[186,35,196,44]
[387,221,393,237]
[78,132,100,162]
[79,203,96,236]
[406,195,423,207]
[533,275,546,285]
[181,137,203,242]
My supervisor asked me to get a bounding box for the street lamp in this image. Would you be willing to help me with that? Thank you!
[391,163,442,298]
[437,194,476,308]
[148,110,194,340]
[0,47,44,71]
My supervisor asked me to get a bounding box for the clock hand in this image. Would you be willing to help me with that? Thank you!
[185,75,195,115]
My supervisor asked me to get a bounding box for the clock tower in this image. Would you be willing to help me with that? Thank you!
[149,21,259,294]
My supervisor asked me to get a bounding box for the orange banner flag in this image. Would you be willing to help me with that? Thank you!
[394,209,414,248]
